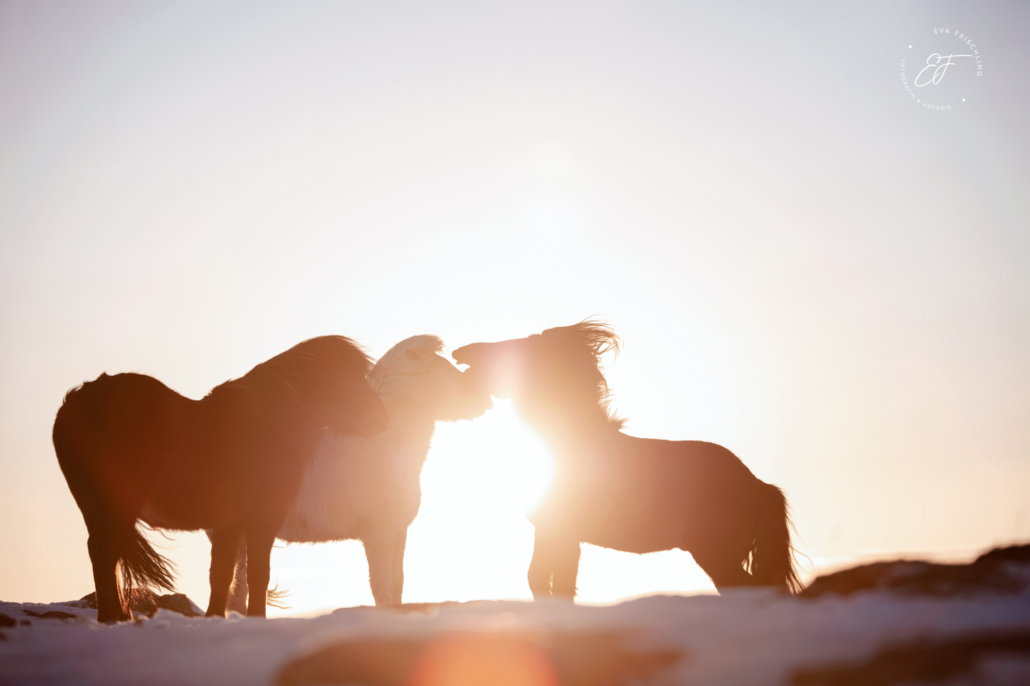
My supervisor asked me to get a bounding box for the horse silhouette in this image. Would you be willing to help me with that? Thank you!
[218,335,493,611]
[453,321,801,598]
[52,336,387,622]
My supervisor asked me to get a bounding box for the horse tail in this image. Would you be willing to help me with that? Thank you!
[749,482,802,593]
[116,524,177,599]
[53,383,176,615]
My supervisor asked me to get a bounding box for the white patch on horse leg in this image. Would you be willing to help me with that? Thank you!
[363,533,395,607]
[227,537,248,614]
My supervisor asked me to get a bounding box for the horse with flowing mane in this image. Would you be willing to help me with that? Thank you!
[219,335,492,611]
[52,336,387,622]
[453,321,801,598]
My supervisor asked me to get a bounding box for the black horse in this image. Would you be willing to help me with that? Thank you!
[53,336,387,622]
[453,321,801,598]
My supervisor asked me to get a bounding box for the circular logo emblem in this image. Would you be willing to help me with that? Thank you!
[900,28,983,111]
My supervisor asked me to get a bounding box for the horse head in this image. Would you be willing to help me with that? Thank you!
[453,320,622,429]
[411,350,493,421]
[368,336,492,422]
[452,337,530,400]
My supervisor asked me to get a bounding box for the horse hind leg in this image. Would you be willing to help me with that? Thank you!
[87,529,128,623]
[87,515,175,622]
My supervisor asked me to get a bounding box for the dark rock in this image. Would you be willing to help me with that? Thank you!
[77,590,153,614]
[77,591,201,617]
[154,593,202,618]
[133,594,159,617]
[0,612,15,627]
[802,543,1030,598]
[791,629,1030,686]
[21,610,80,620]
[277,630,683,686]
[975,543,1030,566]
[20,609,79,618]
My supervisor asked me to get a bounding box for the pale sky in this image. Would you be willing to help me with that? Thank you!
[1,1,1028,615]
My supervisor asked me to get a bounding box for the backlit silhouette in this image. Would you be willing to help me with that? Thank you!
[219,336,493,610]
[453,321,801,597]
[52,336,387,622]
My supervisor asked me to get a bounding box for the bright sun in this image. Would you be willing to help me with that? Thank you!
[421,398,555,518]
[392,399,556,606]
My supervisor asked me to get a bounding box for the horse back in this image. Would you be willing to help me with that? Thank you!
[54,373,195,519]
[629,436,759,494]
[536,434,764,554]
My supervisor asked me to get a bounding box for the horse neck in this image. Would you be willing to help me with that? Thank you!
[517,391,619,456]
[378,396,437,471]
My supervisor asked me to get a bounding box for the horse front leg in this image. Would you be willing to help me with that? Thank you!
[550,538,582,600]
[205,525,244,617]
[363,530,395,607]
[226,537,248,615]
[528,527,555,600]
[391,528,407,606]
[245,525,276,617]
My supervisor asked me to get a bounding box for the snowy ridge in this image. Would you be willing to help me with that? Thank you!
[2,585,1030,685]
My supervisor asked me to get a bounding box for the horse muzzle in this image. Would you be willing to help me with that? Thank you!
[451,343,486,367]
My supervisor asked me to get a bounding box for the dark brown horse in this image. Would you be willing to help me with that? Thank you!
[52,336,387,622]
[453,321,801,598]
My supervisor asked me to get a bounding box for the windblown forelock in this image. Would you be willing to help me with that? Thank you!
[539,319,624,429]
[541,320,621,367]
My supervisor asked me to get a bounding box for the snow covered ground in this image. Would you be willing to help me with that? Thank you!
[3,581,1030,686]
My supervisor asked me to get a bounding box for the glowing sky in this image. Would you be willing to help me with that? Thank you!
[1,1,1028,614]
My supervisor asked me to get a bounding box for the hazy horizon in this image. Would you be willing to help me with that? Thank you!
[2,0,1028,615]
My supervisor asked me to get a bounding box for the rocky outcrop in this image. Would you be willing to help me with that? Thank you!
[21,610,80,620]
[802,543,1030,598]
[73,591,203,618]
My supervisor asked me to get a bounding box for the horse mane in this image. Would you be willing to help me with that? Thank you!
[367,335,447,406]
[209,336,374,442]
[539,319,625,430]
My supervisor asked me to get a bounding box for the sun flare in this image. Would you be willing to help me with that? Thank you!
[423,399,554,518]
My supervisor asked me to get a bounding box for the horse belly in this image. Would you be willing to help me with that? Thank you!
[545,459,694,555]
[276,434,390,543]
[277,488,362,543]
[577,503,687,554]
[139,463,242,532]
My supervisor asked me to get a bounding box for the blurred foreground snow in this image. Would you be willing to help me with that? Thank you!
[2,582,1029,685]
